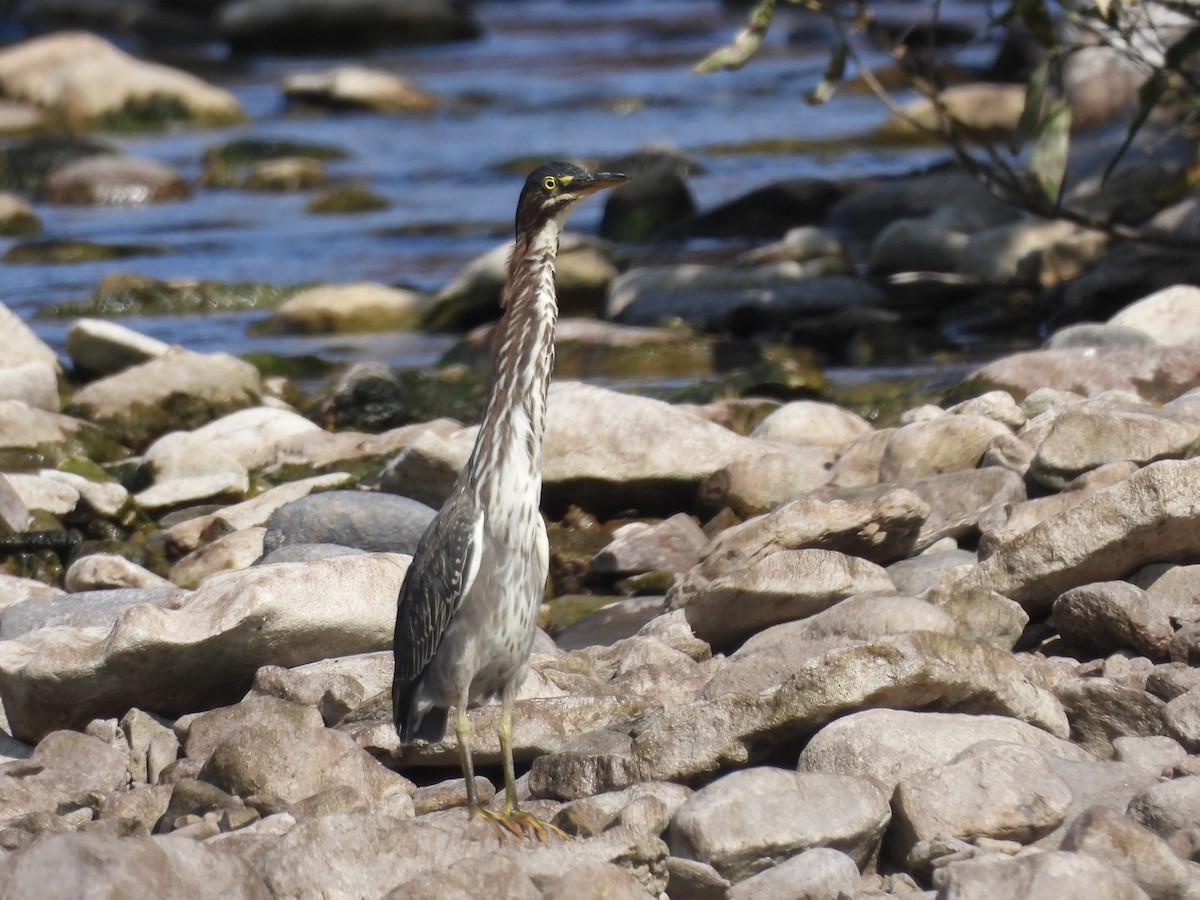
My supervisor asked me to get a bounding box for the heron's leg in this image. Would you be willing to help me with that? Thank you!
[495,683,569,842]
[454,701,479,810]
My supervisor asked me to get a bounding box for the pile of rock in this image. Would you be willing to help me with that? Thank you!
[2,279,1200,896]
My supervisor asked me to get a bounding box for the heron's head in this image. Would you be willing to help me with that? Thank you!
[515,162,627,238]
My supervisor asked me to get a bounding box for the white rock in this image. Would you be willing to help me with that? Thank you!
[1110,284,1200,346]
[0,301,58,372]
[65,318,170,376]
[0,362,58,411]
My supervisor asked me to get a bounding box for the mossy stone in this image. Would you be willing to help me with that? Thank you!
[5,240,165,265]
[41,274,302,318]
[203,139,348,166]
[306,184,389,214]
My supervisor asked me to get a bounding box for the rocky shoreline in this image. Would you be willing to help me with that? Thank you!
[3,274,1200,897]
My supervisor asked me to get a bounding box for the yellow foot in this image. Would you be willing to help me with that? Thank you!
[470,805,570,843]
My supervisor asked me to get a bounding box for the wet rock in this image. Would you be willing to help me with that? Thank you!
[282,65,436,112]
[0,192,39,235]
[869,215,969,274]
[607,266,885,332]
[962,346,1200,403]
[0,31,243,129]
[679,549,893,649]
[667,768,889,881]
[65,318,170,377]
[726,847,860,900]
[1110,284,1200,346]
[43,154,187,205]
[164,473,350,555]
[599,167,696,242]
[200,718,413,807]
[798,709,1090,797]
[952,458,1200,613]
[1028,401,1198,488]
[261,489,435,556]
[66,348,262,450]
[937,850,1150,899]
[1061,805,1200,900]
[0,730,128,826]
[892,742,1074,860]
[0,831,269,898]
[306,182,390,214]
[590,513,707,577]
[0,552,410,740]
[425,235,619,329]
[243,156,327,192]
[64,553,171,592]
[266,282,429,333]
[1053,582,1174,660]
[218,0,482,52]
[686,177,849,239]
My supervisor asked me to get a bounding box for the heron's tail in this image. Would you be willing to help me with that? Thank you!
[394,679,449,744]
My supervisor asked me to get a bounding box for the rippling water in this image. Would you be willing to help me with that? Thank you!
[7,0,961,374]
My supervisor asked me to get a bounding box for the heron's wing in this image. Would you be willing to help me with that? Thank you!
[392,489,482,687]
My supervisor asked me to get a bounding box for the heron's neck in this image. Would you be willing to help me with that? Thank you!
[465,219,561,514]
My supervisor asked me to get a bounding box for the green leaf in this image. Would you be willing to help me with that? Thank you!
[1028,98,1072,204]
[1011,59,1051,153]
[804,39,847,105]
[694,0,775,73]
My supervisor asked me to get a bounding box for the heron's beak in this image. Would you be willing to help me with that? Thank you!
[572,172,628,195]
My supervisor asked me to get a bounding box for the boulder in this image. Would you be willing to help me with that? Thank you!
[65,318,170,377]
[266,282,430,333]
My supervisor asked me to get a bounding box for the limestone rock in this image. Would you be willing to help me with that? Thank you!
[267,282,430,333]
[0,553,410,740]
[0,362,57,411]
[1110,284,1200,346]
[64,553,172,592]
[0,301,59,372]
[283,66,436,112]
[667,768,889,881]
[65,318,169,377]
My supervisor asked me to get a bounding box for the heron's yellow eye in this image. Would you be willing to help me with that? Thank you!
[542,176,558,191]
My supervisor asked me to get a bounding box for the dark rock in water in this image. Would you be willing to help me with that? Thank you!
[255,542,365,566]
[308,363,487,433]
[262,490,435,556]
[600,168,696,243]
[218,0,482,53]
[3,239,165,265]
[306,184,389,214]
[41,154,189,205]
[202,137,348,166]
[0,587,186,640]
[687,177,850,239]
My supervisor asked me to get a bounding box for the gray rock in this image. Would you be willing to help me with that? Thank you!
[0,552,410,741]
[1112,735,1188,775]
[200,718,413,807]
[727,846,861,900]
[555,596,670,651]
[1128,776,1200,837]
[1055,678,1167,758]
[255,542,365,566]
[383,853,540,900]
[665,857,730,899]
[679,549,894,649]
[1165,687,1200,751]
[634,632,1068,783]
[180,694,324,761]
[248,652,391,727]
[262,489,435,556]
[0,730,128,826]
[1054,582,1174,660]
[1046,323,1158,350]
[0,832,269,899]
[591,513,707,577]
[65,317,170,377]
[798,709,1091,797]
[879,414,1015,482]
[889,549,977,594]
[1136,563,1200,626]
[668,768,889,881]
[869,215,969,273]
[698,446,836,516]
[554,781,693,837]
[527,730,639,801]
[540,861,651,900]
[937,850,1150,899]
[1061,805,1200,900]
[925,583,1029,650]
[892,742,1074,860]
[946,458,1200,614]
[750,400,872,449]
[0,586,185,640]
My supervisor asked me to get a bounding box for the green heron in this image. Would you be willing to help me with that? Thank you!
[393,162,627,839]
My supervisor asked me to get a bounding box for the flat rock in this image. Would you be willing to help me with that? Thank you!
[0,832,269,898]
[963,346,1200,403]
[679,548,894,649]
[667,767,889,881]
[0,552,410,741]
[66,347,262,449]
[283,66,436,112]
[0,586,184,640]
[186,406,323,472]
[948,458,1200,613]
[798,709,1091,796]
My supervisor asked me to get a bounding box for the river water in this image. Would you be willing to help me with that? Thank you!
[6,0,972,381]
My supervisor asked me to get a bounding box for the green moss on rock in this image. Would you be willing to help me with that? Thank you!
[5,240,166,265]
[41,274,303,318]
